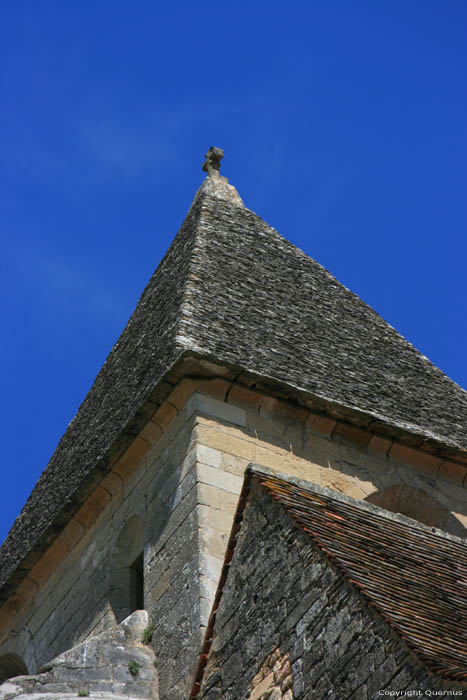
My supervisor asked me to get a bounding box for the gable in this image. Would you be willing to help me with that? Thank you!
[194,468,467,696]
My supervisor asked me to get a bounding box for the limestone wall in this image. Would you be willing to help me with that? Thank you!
[0,406,200,692]
[188,391,467,545]
[1,381,465,699]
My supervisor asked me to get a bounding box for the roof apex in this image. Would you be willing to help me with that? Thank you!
[191,171,244,210]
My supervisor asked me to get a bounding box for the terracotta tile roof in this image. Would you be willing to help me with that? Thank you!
[192,468,467,694]
[257,470,467,681]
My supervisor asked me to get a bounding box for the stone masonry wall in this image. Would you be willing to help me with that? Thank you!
[1,382,466,699]
[198,483,463,699]
[0,405,202,696]
[187,391,467,565]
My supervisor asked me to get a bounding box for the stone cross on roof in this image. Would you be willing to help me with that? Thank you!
[202,147,224,176]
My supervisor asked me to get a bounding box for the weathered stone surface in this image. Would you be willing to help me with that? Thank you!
[192,170,244,208]
[4,166,467,611]
[0,695,146,700]
[2,388,466,700]
[0,612,157,700]
[198,486,461,698]
[0,683,23,700]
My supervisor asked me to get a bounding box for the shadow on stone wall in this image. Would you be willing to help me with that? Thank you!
[366,485,466,538]
[0,655,28,685]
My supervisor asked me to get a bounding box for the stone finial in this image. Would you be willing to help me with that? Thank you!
[191,146,244,208]
[202,147,224,176]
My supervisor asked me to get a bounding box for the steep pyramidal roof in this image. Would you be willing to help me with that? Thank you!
[179,177,467,449]
[1,163,467,597]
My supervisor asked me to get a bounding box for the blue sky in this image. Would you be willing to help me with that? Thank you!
[1,1,466,544]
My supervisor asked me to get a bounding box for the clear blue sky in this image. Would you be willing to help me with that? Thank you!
[1,1,466,544]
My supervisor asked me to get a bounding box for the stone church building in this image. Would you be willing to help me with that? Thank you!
[0,149,466,699]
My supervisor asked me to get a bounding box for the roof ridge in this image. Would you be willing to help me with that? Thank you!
[172,195,208,352]
[0,198,205,595]
[248,465,467,545]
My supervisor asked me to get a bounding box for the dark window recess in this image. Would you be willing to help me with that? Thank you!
[0,654,28,683]
[109,516,145,623]
[129,552,144,613]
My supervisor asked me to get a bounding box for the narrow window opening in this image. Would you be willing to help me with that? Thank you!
[129,552,144,613]
[109,516,145,623]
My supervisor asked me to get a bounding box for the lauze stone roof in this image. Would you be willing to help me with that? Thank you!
[1,170,467,598]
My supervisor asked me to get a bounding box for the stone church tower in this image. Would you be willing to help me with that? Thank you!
[0,149,466,699]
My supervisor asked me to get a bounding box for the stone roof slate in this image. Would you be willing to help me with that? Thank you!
[180,186,467,451]
[1,172,467,598]
[192,467,467,694]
